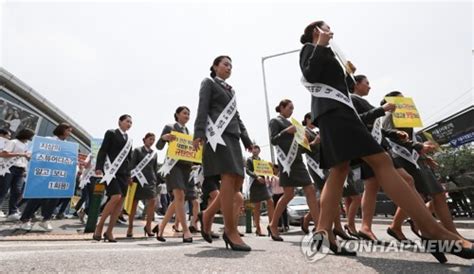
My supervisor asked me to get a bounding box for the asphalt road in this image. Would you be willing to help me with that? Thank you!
[0,224,473,273]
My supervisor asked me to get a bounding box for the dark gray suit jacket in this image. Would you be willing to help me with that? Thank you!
[193,77,252,148]
[131,146,159,184]
[156,122,193,166]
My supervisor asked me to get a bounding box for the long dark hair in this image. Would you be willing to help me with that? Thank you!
[210,55,231,78]
[174,106,190,122]
[300,21,325,44]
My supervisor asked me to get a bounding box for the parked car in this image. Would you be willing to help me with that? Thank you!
[287,196,309,225]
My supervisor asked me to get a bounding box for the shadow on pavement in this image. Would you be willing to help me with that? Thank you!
[354,256,469,273]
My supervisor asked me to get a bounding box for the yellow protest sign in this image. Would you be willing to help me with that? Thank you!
[290,118,311,151]
[385,97,423,128]
[167,131,202,163]
[124,182,137,215]
[253,160,273,177]
[70,195,81,209]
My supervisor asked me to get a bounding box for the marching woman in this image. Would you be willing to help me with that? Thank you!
[349,75,419,242]
[93,114,133,242]
[245,145,274,236]
[155,106,193,243]
[299,20,473,260]
[300,112,354,240]
[126,132,159,238]
[193,55,253,251]
[267,99,320,241]
[381,91,472,243]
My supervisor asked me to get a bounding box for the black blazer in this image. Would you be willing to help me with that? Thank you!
[382,113,423,153]
[131,146,159,184]
[300,43,353,124]
[269,116,304,162]
[245,156,261,182]
[193,77,252,148]
[304,127,321,162]
[95,129,132,177]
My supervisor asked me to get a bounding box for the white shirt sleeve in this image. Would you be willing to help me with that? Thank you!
[3,140,15,153]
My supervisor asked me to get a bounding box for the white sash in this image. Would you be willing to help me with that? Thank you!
[131,150,157,187]
[100,139,133,185]
[190,165,204,186]
[0,156,21,176]
[206,95,237,152]
[305,155,325,179]
[79,168,94,189]
[386,139,420,169]
[371,117,384,144]
[158,157,178,177]
[276,137,299,176]
[301,79,357,113]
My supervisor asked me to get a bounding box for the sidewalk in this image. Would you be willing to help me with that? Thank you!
[0,215,198,241]
[1,214,474,241]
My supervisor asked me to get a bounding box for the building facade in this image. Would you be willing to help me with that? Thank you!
[0,67,91,153]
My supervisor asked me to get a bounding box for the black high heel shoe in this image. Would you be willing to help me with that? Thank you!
[420,236,448,264]
[333,228,356,241]
[126,232,133,238]
[223,232,251,251]
[300,217,309,234]
[406,219,421,238]
[267,226,283,242]
[183,236,193,243]
[172,225,182,233]
[152,225,159,234]
[417,234,474,261]
[386,227,414,244]
[92,233,102,241]
[152,225,165,242]
[103,232,117,243]
[344,225,360,239]
[313,231,356,256]
[189,225,199,233]
[357,230,378,242]
[144,226,154,237]
[198,212,213,243]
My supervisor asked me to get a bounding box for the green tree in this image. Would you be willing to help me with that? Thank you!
[434,144,474,178]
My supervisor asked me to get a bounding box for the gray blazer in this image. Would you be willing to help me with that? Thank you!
[193,77,252,148]
[156,122,193,166]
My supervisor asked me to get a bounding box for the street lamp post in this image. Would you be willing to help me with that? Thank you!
[261,49,300,164]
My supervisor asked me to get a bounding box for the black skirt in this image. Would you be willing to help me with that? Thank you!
[166,163,192,192]
[396,157,444,196]
[202,133,245,178]
[249,180,271,203]
[278,158,312,187]
[134,181,157,200]
[106,174,129,196]
[317,108,384,169]
[308,168,326,192]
